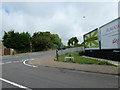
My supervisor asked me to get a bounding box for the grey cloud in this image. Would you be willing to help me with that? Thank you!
[1,2,118,45]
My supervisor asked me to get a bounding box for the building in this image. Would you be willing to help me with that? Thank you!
[0,40,15,56]
[0,40,2,56]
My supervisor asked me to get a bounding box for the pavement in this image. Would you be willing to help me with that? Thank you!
[29,55,119,75]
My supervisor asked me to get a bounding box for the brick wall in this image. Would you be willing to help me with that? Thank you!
[0,41,3,56]
[4,48,10,55]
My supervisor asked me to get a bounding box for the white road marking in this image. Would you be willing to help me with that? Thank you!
[115,76,119,78]
[0,63,4,65]
[1,60,22,65]
[6,62,12,64]
[81,71,86,73]
[30,59,34,60]
[23,59,37,67]
[13,61,20,63]
[0,78,31,89]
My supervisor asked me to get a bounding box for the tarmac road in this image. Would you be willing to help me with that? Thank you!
[2,62,119,88]
[1,50,119,89]
[1,47,83,63]
[2,50,55,63]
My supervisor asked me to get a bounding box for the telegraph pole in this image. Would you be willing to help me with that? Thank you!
[29,35,32,52]
[30,41,32,52]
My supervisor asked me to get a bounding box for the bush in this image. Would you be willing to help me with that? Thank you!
[79,51,85,56]
[66,46,73,48]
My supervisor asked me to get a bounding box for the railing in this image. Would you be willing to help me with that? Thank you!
[58,46,84,55]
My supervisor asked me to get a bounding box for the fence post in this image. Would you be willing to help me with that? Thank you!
[56,50,58,60]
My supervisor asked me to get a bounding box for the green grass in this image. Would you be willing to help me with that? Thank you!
[56,51,116,66]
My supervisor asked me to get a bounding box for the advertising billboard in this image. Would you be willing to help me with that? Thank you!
[100,18,120,49]
[84,29,99,50]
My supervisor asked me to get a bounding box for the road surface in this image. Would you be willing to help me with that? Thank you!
[1,50,119,89]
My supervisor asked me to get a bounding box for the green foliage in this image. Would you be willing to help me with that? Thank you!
[31,31,63,51]
[66,45,73,48]
[2,30,30,52]
[2,30,63,53]
[32,32,52,51]
[74,44,82,47]
[51,34,63,48]
[79,51,85,56]
[68,37,79,46]
[57,51,116,66]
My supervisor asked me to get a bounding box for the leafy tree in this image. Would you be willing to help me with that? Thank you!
[68,37,79,46]
[73,37,79,45]
[32,31,63,51]
[32,32,52,51]
[68,40,70,46]
[51,34,62,48]
[2,30,63,53]
[2,30,31,52]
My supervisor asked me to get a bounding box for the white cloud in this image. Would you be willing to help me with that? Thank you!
[1,2,118,45]
[0,3,2,35]
[2,0,119,2]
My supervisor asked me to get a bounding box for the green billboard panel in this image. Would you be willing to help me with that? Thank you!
[84,29,99,50]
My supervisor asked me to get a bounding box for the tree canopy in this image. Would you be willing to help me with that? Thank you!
[31,31,62,51]
[68,37,79,46]
[2,30,63,53]
[2,30,30,52]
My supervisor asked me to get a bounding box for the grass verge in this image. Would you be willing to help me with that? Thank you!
[55,51,116,66]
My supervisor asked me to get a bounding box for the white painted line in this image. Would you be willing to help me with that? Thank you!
[6,62,12,64]
[23,59,37,68]
[30,58,34,60]
[13,61,20,63]
[115,76,119,78]
[81,72,86,73]
[0,78,31,89]
[0,63,4,65]
[1,61,21,65]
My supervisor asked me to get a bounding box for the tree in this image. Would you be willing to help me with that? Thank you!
[68,37,79,46]
[32,31,63,51]
[51,34,62,48]
[2,30,31,52]
[68,40,70,46]
[2,30,63,52]
[73,37,79,45]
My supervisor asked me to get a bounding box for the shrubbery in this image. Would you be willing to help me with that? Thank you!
[79,51,85,56]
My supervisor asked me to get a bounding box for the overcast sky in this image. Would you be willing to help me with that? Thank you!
[1,1,118,45]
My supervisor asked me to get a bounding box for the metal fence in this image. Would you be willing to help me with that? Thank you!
[58,46,84,55]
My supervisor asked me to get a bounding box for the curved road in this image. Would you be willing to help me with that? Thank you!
[1,50,119,89]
